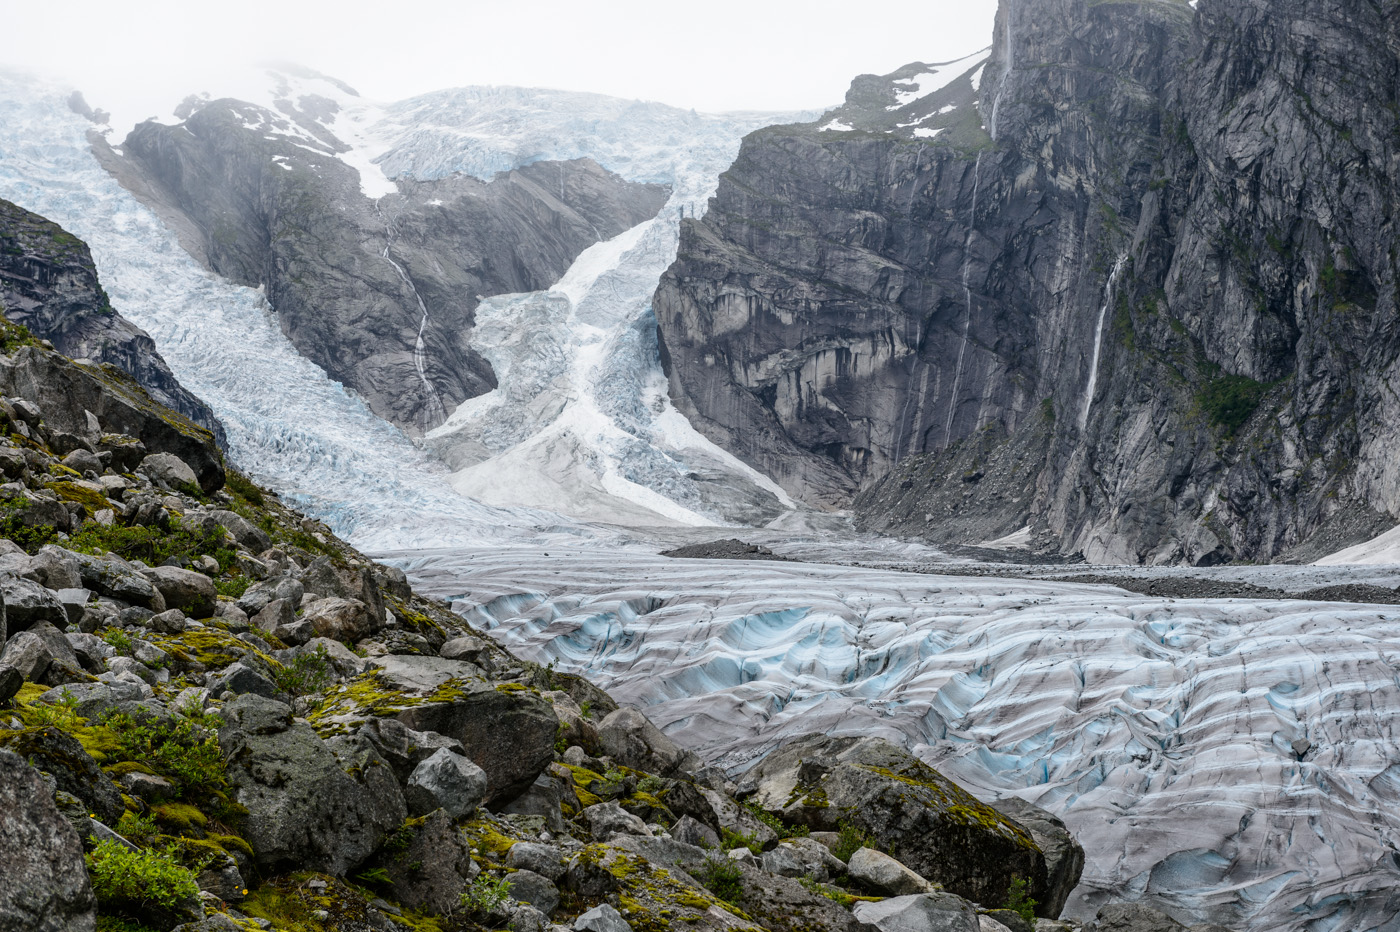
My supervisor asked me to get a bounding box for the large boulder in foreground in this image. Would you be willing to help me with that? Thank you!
[747,735,1047,911]
[597,706,698,777]
[0,725,124,825]
[218,694,404,876]
[990,796,1085,919]
[0,748,97,932]
[851,892,979,932]
[311,655,557,806]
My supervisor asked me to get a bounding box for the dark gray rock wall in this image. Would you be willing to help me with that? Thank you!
[108,98,669,435]
[654,0,1400,564]
[0,198,225,444]
[0,748,96,932]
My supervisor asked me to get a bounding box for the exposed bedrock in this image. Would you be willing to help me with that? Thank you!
[103,95,669,435]
[0,198,225,444]
[654,0,1400,564]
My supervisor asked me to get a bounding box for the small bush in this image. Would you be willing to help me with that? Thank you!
[85,839,199,917]
[272,645,334,697]
[637,774,667,795]
[1004,875,1037,924]
[65,520,237,571]
[102,707,225,800]
[1197,375,1266,437]
[224,469,265,507]
[720,827,763,856]
[102,628,133,655]
[698,857,744,905]
[214,575,252,599]
[743,800,807,839]
[460,874,513,915]
[26,688,82,729]
[115,812,159,845]
[831,822,873,862]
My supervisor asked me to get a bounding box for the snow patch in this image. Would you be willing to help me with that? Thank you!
[978,526,1032,550]
[819,119,855,132]
[1316,524,1400,565]
[887,51,989,110]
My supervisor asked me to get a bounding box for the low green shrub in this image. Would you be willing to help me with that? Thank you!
[68,521,237,572]
[272,645,333,697]
[831,822,873,862]
[698,857,744,904]
[85,839,199,918]
[743,800,807,838]
[214,575,252,599]
[460,874,513,915]
[224,469,265,507]
[102,628,133,655]
[1197,374,1266,436]
[101,707,225,800]
[720,827,763,856]
[1004,875,1037,924]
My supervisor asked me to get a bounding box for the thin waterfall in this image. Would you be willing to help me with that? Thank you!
[1078,253,1130,432]
[376,200,447,427]
[990,0,1016,139]
[944,153,983,448]
[892,149,928,464]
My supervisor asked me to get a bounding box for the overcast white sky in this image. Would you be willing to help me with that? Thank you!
[6,0,998,124]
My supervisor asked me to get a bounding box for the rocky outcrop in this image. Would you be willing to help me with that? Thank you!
[103,89,669,435]
[219,694,406,875]
[0,749,96,932]
[654,0,1400,565]
[0,198,224,443]
[990,796,1084,920]
[746,734,1053,913]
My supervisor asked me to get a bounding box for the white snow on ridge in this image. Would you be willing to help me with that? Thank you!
[399,543,1400,932]
[819,119,855,132]
[887,50,989,110]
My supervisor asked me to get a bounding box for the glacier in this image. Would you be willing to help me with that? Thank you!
[398,541,1400,932]
[0,68,803,536]
[0,70,555,550]
[7,63,1400,932]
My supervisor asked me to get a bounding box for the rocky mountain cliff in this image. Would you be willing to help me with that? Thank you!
[654,0,1400,565]
[98,81,669,435]
[0,198,225,445]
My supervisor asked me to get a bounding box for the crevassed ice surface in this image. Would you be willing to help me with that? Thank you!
[396,544,1400,932]
[0,71,562,550]
[377,85,807,525]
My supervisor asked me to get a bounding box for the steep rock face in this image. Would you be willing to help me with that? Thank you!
[655,0,1400,564]
[105,92,669,434]
[0,198,225,444]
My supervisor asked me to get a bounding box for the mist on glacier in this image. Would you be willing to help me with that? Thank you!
[6,0,997,128]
